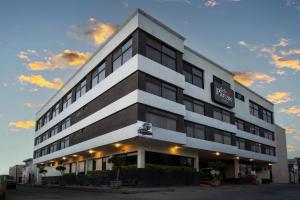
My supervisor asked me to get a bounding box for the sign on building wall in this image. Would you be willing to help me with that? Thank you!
[211,82,235,108]
[138,121,153,136]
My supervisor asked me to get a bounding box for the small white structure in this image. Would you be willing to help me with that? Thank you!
[22,158,37,185]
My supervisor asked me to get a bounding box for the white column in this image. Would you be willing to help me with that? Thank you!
[85,160,88,175]
[234,159,240,178]
[137,148,145,168]
[194,156,199,172]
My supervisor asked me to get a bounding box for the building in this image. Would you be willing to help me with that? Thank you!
[288,158,299,183]
[9,165,24,184]
[272,125,289,183]
[22,158,37,185]
[33,9,280,183]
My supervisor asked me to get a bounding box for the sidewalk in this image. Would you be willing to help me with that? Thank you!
[25,184,176,194]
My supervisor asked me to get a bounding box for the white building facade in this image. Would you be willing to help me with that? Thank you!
[33,9,280,182]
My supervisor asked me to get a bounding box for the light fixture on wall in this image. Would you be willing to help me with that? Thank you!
[88,150,95,154]
[234,156,240,160]
[249,158,254,162]
[62,157,67,160]
[214,152,220,156]
[114,143,122,148]
[72,154,78,157]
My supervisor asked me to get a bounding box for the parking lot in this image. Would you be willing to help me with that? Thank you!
[5,184,300,200]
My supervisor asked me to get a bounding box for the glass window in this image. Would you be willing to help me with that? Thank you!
[75,79,86,100]
[61,117,71,131]
[51,125,59,136]
[113,38,132,71]
[235,92,245,101]
[214,133,223,143]
[184,98,193,112]
[145,37,177,71]
[223,133,232,145]
[236,119,244,131]
[146,45,161,63]
[185,123,194,137]
[183,62,204,89]
[236,138,245,150]
[194,124,205,139]
[194,100,204,115]
[213,76,230,88]
[162,83,176,101]
[44,111,51,124]
[71,163,77,173]
[145,80,161,97]
[60,136,70,149]
[78,161,85,174]
[249,101,259,117]
[146,111,177,131]
[222,111,231,123]
[63,92,72,110]
[92,63,106,88]
[53,103,60,118]
[192,68,204,88]
[213,110,222,121]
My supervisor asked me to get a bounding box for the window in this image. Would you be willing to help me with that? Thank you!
[75,79,86,100]
[42,132,49,141]
[249,101,259,117]
[183,62,204,88]
[265,131,274,140]
[235,119,245,131]
[114,152,138,166]
[78,161,85,174]
[185,122,205,140]
[213,108,231,123]
[92,63,105,88]
[223,132,232,145]
[60,136,70,149]
[263,109,273,123]
[113,38,132,71]
[145,110,177,131]
[145,79,177,102]
[213,109,222,121]
[183,96,204,115]
[51,125,59,137]
[37,119,43,130]
[213,76,230,88]
[236,138,245,150]
[146,37,177,71]
[214,133,223,144]
[63,92,72,110]
[145,151,194,167]
[235,92,245,102]
[49,142,58,153]
[251,143,261,153]
[162,83,176,101]
[61,117,71,131]
[44,111,51,124]
[250,125,260,135]
[53,103,60,118]
[71,163,77,173]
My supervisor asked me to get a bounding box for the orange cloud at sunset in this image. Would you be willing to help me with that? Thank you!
[68,18,118,45]
[27,50,90,71]
[280,106,300,117]
[266,91,292,104]
[18,75,63,90]
[234,72,276,86]
[9,120,35,129]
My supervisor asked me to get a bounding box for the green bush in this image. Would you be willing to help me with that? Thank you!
[145,164,196,173]
[63,172,76,177]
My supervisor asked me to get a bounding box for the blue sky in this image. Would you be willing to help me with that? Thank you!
[1,0,300,174]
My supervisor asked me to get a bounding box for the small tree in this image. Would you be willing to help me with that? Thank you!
[56,165,66,186]
[39,168,47,176]
[108,156,125,182]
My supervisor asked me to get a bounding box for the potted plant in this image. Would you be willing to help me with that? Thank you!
[55,165,66,186]
[38,167,47,185]
[108,155,125,189]
[208,161,225,186]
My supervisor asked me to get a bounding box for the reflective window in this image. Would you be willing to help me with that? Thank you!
[113,38,132,71]
[92,63,105,88]
[75,79,86,100]
[63,92,72,110]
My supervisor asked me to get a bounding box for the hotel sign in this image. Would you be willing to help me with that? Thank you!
[211,82,235,108]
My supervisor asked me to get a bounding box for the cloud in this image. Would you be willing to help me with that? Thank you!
[271,54,300,71]
[239,38,300,72]
[287,144,297,153]
[68,18,118,45]
[234,72,276,86]
[9,120,35,129]
[293,134,300,142]
[204,0,218,7]
[18,75,63,90]
[266,92,292,104]
[24,102,43,108]
[239,41,257,51]
[18,51,30,61]
[279,106,300,116]
[27,50,91,71]
[282,126,296,134]
[275,69,286,75]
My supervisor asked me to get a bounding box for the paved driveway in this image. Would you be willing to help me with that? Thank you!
[5,184,300,200]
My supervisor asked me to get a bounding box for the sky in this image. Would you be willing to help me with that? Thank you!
[1,0,300,174]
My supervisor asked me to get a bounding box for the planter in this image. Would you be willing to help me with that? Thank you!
[110,180,122,189]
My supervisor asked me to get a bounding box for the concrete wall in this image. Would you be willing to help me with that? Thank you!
[272,125,289,183]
